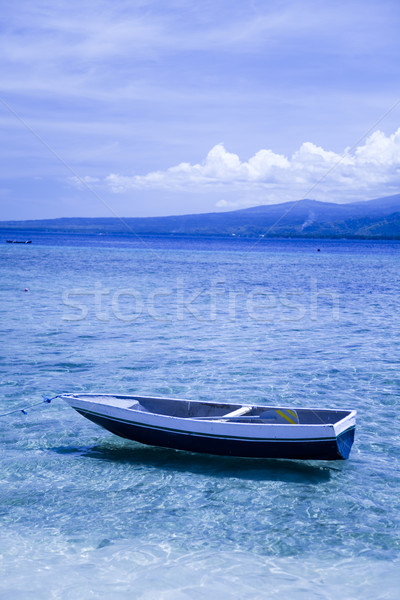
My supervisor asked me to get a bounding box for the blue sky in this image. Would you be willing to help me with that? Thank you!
[1,0,400,219]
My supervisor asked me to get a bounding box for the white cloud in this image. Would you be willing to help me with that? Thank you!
[70,175,100,189]
[355,129,400,166]
[106,144,290,191]
[105,128,400,203]
[216,199,242,209]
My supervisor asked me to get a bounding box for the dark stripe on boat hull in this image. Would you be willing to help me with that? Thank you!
[76,409,355,460]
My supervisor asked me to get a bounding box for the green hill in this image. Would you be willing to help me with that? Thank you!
[1,194,400,239]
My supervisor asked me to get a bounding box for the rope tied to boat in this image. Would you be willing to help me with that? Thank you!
[0,395,61,418]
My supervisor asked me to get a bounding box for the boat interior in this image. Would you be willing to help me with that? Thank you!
[72,394,352,425]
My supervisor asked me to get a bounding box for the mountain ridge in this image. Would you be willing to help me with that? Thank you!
[1,194,400,239]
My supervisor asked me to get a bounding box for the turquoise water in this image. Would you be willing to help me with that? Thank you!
[1,234,399,599]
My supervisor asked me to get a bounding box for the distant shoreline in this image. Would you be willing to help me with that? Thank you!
[1,227,399,241]
[1,194,400,240]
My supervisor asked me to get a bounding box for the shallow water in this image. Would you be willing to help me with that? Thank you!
[1,234,399,598]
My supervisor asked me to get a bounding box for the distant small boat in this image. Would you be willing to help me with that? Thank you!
[61,393,356,460]
[6,240,32,244]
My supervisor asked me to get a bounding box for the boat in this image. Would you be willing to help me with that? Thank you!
[6,240,32,244]
[60,393,356,460]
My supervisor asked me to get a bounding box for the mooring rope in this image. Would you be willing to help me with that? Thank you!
[0,395,61,418]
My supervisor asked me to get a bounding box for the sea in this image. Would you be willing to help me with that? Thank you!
[0,230,399,599]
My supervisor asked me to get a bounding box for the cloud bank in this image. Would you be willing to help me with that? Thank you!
[106,128,400,204]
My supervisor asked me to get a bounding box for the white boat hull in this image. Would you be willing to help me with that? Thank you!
[61,394,356,460]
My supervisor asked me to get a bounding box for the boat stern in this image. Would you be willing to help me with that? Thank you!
[335,426,355,459]
[333,410,357,459]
